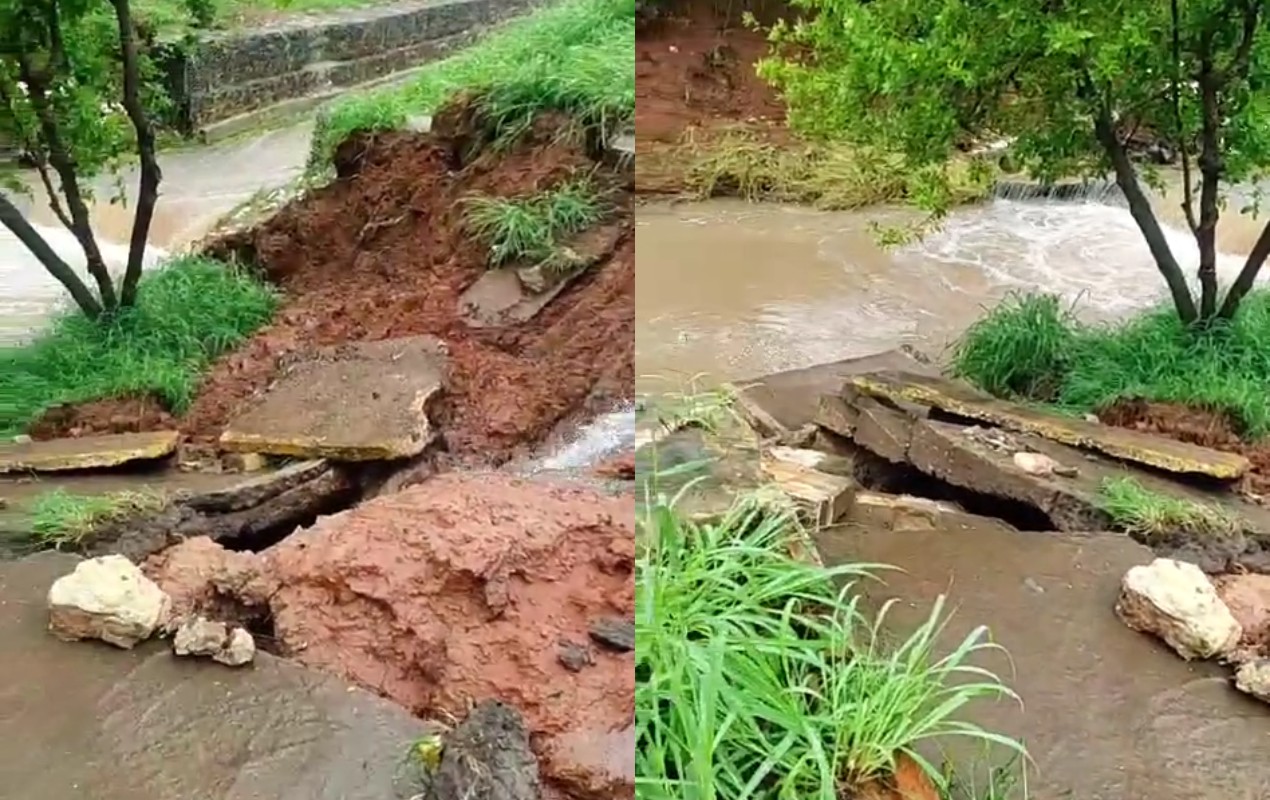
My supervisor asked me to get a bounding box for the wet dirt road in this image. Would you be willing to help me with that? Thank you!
[0,551,429,800]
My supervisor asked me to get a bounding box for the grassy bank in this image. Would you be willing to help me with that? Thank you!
[0,257,277,437]
[638,129,998,212]
[636,491,1026,799]
[951,291,1270,438]
[21,489,167,551]
[309,0,635,170]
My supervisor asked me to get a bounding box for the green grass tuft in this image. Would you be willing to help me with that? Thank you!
[951,289,1270,437]
[636,492,1026,799]
[308,0,635,170]
[1096,476,1241,541]
[463,178,607,269]
[27,488,167,550]
[0,256,278,436]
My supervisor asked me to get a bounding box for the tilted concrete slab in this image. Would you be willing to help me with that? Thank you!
[813,523,1270,799]
[220,336,447,461]
[0,552,429,800]
[0,431,180,474]
[732,349,937,437]
[848,370,1249,479]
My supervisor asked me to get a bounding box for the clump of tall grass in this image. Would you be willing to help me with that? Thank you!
[636,491,1026,799]
[25,488,167,550]
[0,256,277,436]
[309,0,635,170]
[463,178,608,269]
[1097,477,1242,541]
[951,289,1270,438]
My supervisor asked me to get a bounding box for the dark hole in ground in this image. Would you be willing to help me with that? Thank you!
[853,450,1055,531]
[220,489,356,553]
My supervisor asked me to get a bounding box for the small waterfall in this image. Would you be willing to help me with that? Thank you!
[992,179,1123,204]
[533,404,635,472]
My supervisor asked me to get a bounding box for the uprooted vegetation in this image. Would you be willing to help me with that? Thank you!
[635,485,1027,799]
[463,177,612,271]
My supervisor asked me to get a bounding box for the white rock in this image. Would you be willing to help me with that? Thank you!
[1235,659,1270,702]
[215,628,256,667]
[1013,451,1058,476]
[1115,558,1241,660]
[173,616,229,657]
[172,615,255,667]
[47,555,170,649]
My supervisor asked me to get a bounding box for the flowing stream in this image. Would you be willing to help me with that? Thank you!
[636,190,1262,389]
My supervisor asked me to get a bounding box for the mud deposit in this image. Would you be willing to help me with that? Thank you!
[146,472,635,799]
[33,116,634,466]
[636,0,784,143]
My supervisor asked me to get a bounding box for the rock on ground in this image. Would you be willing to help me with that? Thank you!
[430,701,540,800]
[47,555,170,649]
[173,615,256,667]
[1116,558,1242,660]
[1235,659,1270,702]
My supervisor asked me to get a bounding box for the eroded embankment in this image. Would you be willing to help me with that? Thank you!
[31,114,634,467]
[144,471,635,800]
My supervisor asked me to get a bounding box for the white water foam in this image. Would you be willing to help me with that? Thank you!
[906,199,1254,319]
[536,404,636,471]
[0,222,167,343]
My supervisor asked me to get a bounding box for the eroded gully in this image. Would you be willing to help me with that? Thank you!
[635,191,1270,798]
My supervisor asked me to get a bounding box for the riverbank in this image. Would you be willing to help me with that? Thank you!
[634,0,994,209]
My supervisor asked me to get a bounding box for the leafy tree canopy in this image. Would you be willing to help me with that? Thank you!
[760,0,1270,322]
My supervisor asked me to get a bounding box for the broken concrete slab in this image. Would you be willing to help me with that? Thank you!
[462,226,622,329]
[759,452,857,528]
[732,349,938,438]
[812,523,1270,800]
[220,336,447,461]
[0,551,431,800]
[836,394,1270,569]
[849,491,1007,533]
[0,431,179,474]
[848,370,1249,479]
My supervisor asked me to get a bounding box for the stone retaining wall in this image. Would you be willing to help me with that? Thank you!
[161,0,534,136]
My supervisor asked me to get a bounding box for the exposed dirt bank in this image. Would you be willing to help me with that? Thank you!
[1099,399,1270,497]
[33,115,634,467]
[145,471,635,799]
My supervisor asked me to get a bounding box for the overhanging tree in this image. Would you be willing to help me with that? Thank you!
[0,0,164,319]
[759,0,1270,324]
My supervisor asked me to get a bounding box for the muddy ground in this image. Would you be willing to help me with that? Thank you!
[32,114,634,467]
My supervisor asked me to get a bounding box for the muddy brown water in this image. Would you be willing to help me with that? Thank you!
[635,194,1267,391]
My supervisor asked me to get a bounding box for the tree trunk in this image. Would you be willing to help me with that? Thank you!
[0,194,104,318]
[1217,220,1270,319]
[1093,107,1199,323]
[109,0,162,308]
[1195,53,1222,319]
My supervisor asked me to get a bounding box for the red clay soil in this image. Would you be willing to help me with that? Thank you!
[1099,398,1270,495]
[145,472,636,799]
[636,0,786,144]
[35,116,633,465]
[26,395,174,440]
[594,451,635,480]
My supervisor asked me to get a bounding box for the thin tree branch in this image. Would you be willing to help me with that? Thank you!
[1195,30,1222,318]
[1170,0,1199,234]
[1219,219,1270,317]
